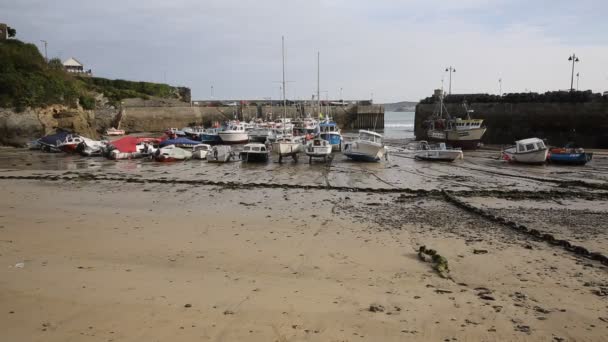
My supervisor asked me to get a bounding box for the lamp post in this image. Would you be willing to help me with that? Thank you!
[445,66,456,95]
[40,40,48,62]
[576,72,580,91]
[568,53,579,92]
[498,78,502,96]
[210,85,214,99]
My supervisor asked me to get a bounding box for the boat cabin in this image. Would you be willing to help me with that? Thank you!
[319,121,339,133]
[358,130,383,144]
[243,144,267,152]
[227,124,246,132]
[516,138,546,153]
[452,119,483,130]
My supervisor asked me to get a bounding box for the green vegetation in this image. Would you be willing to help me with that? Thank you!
[0,38,184,111]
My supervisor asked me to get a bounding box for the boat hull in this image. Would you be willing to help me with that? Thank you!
[343,141,385,162]
[548,152,592,165]
[201,134,222,144]
[415,150,463,162]
[240,152,269,162]
[502,148,548,164]
[218,133,249,144]
[271,142,302,157]
[427,127,486,149]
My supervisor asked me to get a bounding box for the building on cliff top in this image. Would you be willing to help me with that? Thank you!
[0,23,7,40]
[63,57,92,76]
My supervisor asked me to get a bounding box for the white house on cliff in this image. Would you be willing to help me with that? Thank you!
[63,57,92,76]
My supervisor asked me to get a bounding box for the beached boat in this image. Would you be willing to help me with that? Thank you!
[305,137,332,163]
[159,137,202,149]
[342,130,386,162]
[76,139,107,157]
[425,97,487,149]
[240,143,269,162]
[57,134,98,153]
[37,131,71,152]
[154,145,192,162]
[218,123,249,144]
[319,120,342,151]
[502,138,548,164]
[414,141,463,162]
[192,144,212,160]
[105,127,125,136]
[106,136,160,160]
[272,135,303,163]
[207,145,236,163]
[548,145,593,165]
[184,126,206,140]
[200,128,222,144]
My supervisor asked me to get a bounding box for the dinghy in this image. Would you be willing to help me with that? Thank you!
[548,144,592,165]
[153,145,192,162]
[414,141,463,162]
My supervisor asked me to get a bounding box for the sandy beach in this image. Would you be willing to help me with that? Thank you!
[1,146,607,341]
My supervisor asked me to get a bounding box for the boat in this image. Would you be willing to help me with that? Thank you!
[154,145,192,162]
[342,130,387,162]
[270,37,304,163]
[37,131,71,152]
[200,128,222,144]
[57,134,98,153]
[305,137,332,163]
[192,144,212,160]
[207,145,236,163]
[159,137,202,149]
[240,143,269,162]
[184,126,206,140]
[218,123,249,144]
[425,94,487,149]
[106,136,160,160]
[76,139,108,157]
[547,144,593,165]
[414,141,463,162]
[105,127,125,136]
[248,127,274,143]
[502,138,548,164]
[318,120,342,151]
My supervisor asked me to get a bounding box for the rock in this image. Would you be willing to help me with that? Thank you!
[534,306,551,314]
[515,325,531,334]
[368,304,385,313]
[479,294,495,301]
[223,310,235,315]
[473,249,488,254]
[184,304,192,308]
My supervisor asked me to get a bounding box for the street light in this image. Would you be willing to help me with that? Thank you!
[568,53,580,92]
[576,72,580,91]
[445,66,456,95]
[498,78,502,96]
[40,40,48,62]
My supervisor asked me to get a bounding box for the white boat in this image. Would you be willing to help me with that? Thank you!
[305,137,332,163]
[414,141,463,162]
[502,138,548,164]
[154,145,192,162]
[207,145,236,163]
[192,144,212,160]
[240,143,269,162]
[76,139,108,157]
[248,127,274,143]
[218,123,249,144]
[105,127,125,136]
[342,130,387,162]
[57,134,97,154]
[272,135,304,163]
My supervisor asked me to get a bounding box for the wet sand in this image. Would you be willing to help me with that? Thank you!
[1,145,607,341]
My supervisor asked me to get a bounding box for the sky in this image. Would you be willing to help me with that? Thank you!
[2,0,608,102]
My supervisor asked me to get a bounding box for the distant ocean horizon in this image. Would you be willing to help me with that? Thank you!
[381,111,415,139]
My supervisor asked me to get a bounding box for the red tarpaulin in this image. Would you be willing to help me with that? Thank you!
[110,136,163,152]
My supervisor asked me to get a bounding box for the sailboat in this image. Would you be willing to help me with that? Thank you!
[271,36,303,163]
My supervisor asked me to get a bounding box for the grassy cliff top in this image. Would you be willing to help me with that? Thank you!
[0,39,188,111]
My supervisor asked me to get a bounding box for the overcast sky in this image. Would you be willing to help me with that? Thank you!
[3,0,607,102]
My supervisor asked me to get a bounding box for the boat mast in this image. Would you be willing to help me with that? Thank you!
[282,36,287,134]
[317,51,321,120]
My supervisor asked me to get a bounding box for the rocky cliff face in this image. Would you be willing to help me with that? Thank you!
[0,105,102,147]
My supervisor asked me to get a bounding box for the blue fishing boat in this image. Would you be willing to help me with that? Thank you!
[318,120,342,151]
[200,128,222,144]
[548,146,592,165]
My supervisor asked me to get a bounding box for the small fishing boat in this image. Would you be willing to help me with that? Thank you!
[105,127,125,136]
[207,145,236,163]
[305,137,332,163]
[240,143,269,162]
[272,135,304,163]
[414,141,463,162]
[318,120,343,151]
[154,145,192,162]
[106,136,160,160]
[200,128,223,144]
[502,138,548,164]
[192,144,212,160]
[219,123,249,144]
[76,139,108,157]
[548,144,593,165]
[342,130,387,162]
[184,126,206,140]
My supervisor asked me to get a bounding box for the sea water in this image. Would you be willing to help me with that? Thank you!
[381,111,414,140]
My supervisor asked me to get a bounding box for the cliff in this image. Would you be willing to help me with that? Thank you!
[415,93,608,147]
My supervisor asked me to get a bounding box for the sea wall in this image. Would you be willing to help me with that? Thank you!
[415,101,608,147]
